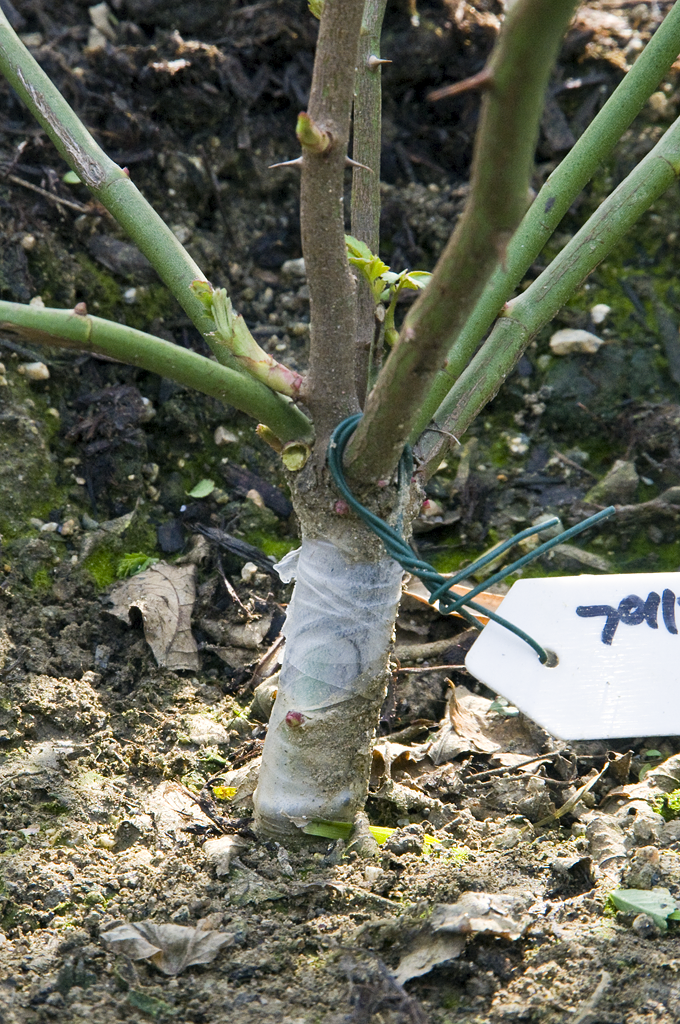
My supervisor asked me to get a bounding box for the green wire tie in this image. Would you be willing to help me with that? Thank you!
[328,414,616,665]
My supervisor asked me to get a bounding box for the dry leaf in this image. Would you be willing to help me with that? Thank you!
[403,576,505,625]
[392,932,466,986]
[101,920,232,975]
[204,834,248,876]
[392,893,529,985]
[216,758,261,809]
[430,893,528,938]
[107,562,199,670]
[425,685,501,763]
[147,780,213,839]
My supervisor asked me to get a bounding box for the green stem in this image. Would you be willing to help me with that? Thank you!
[0,13,214,334]
[344,0,578,485]
[0,300,313,443]
[413,0,680,438]
[0,8,305,405]
[351,0,389,402]
[420,111,680,466]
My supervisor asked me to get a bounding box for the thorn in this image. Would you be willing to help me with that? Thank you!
[367,55,392,70]
[427,67,493,103]
[345,156,372,172]
[269,157,304,170]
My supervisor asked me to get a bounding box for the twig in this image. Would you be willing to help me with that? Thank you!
[432,113,680,445]
[464,752,562,781]
[0,8,313,443]
[552,449,597,479]
[5,171,92,212]
[427,67,493,103]
[0,299,311,442]
[572,972,612,1024]
[396,663,468,674]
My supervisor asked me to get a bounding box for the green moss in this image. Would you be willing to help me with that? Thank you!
[32,567,52,592]
[73,253,124,319]
[124,283,178,331]
[243,532,298,560]
[40,800,69,815]
[612,529,680,574]
[652,789,680,821]
[83,547,117,589]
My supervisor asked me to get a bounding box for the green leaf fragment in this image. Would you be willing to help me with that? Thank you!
[609,887,680,931]
[187,478,215,498]
[302,818,439,848]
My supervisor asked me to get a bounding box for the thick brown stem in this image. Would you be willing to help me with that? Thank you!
[300,0,365,451]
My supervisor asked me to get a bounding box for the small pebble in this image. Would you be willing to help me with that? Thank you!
[281,257,306,278]
[549,329,604,355]
[214,425,238,445]
[246,488,265,509]
[19,361,50,380]
[241,561,258,583]
[590,303,611,325]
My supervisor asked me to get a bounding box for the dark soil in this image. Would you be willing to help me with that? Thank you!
[2,2,680,1022]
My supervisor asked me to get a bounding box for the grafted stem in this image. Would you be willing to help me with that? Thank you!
[299,0,366,448]
[344,0,579,485]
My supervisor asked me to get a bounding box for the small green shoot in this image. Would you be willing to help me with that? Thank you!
[190,279,302,396]
[345,235,431,345]
[116,552,159,578]
[62,170,81,184]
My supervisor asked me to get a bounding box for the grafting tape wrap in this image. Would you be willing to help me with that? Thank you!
[328,414,616,665]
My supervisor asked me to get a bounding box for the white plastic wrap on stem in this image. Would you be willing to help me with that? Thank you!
[253,538,403,837]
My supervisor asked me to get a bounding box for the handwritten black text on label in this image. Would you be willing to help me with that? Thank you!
[575,590,678,645]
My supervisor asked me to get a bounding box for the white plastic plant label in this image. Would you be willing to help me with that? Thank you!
[465,572,680,740]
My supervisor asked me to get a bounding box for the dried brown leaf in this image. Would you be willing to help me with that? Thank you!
[101,920,232,975]
[107,562,199,670]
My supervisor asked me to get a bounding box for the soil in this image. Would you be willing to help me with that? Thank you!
[2,1,680,1022]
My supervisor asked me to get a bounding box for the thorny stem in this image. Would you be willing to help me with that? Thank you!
[344,0,579,486]
[419,111,680,466]
[351,0,389,403]
[0,300,313,443]
[0,10,312,442]
[413,0,680,443]
[300,0,365,450]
